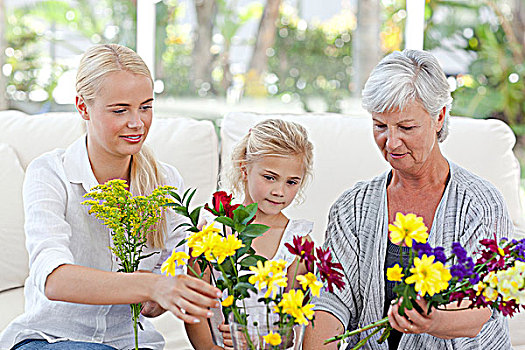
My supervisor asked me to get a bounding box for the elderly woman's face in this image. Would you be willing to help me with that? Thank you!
[372,103,444,173]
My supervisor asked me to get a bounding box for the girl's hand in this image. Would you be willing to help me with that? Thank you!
[387,297,439,335]
[219,322,234,349]
[152,274,222,324]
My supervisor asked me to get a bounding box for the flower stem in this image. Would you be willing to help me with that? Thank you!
[324,317,389,344]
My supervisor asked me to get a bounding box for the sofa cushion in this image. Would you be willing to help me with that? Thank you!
[0,111,219,205]
[146,118,219,205]
[220,112,525,245]
[0,111,85,169]
[0,287,25,331]
[0,144,28,292]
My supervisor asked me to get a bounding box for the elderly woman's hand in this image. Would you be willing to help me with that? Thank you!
[387,297,443,336]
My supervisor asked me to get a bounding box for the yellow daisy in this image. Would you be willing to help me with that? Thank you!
[386,264,404,282]
[404,254,451,297]
[389,212,428,247]
[297,272,323,297]
[263,332,282,346]
[161,251,190,277]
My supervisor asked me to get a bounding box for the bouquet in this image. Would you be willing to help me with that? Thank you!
[325,212,525,349]
[82,179,174,350]
[161,190,346,349]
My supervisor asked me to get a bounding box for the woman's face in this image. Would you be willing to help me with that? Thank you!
[372,103,444,174]
[80,70,153,162]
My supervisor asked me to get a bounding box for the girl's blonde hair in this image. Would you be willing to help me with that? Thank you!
[76,44,167,248]
[224,119,314,204]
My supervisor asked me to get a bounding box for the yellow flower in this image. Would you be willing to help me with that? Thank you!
[213,235,245,264]
[483,286,499,301]
[389,213,428,247]
[404,254,451,297]
[221,295,234,307]
[272,259,287,272]
[191,231,222,261]
[494,263,525,303]
[277,289,315,325]
[187,222,221,249]
[249,260,287,299]
[263,332,282,346]
[386,264,404,282]
[297,272,323,297]
[161,251,190,277]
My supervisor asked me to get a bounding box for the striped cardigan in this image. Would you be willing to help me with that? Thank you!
[314,161,513,349]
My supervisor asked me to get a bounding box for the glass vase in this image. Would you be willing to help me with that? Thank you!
[228,306,306,350]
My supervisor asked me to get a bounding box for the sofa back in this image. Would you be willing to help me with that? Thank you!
[220,112,525,246]
[0,110,219,294]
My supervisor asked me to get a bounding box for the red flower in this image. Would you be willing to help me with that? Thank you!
[204,191,240,219]
[315,247,345,293]
[498,300,519,317]
[476,234,510,271]
[285,235,316,272]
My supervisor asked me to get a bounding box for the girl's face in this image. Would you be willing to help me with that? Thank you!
[243,154,305,218]
[79,70,153,162]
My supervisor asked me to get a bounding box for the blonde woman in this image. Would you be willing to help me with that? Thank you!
[0,44,221,350]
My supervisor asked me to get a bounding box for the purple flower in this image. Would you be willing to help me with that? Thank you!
[469,273,480,284]
[433,247,447,264]
[452,242,468,262]
[413,242,447,263]
[512,238,525,262]
[451,264,468,280]
[413,242,433,258]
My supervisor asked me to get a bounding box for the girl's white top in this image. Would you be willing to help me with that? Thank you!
[0,136,188,350]
[208,217,313,346]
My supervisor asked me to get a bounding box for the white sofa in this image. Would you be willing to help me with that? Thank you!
[1,110,524,349]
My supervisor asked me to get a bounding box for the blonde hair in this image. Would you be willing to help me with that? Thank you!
[76,44,167,248]
[224,119,314,204]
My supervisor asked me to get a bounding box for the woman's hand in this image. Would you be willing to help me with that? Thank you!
[219,322,234,349]
[388,297,490,339]
[140,300,166,318]
[133,270,166,318]
[388,297,439,335]
[152,274,222,324]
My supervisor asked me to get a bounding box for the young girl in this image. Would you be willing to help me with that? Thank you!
[0,44,221,350]
[186,119,315,349]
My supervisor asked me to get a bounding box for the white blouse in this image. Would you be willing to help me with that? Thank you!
[0,136,188,350]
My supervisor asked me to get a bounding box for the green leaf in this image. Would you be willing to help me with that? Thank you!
[233,206,250,225]
[137,251,159,260]
[240,254,266,268]
[175,238,188,248]
[238,274,252,284]
[215,216,235,228]
[170,205,189,216]
[174,222,192,231]
[189,206,202,226]
[168,190,181,203]
[185,188,197,207]
[241,224,268,237]
[234,223,246,233]
[233,282,257,298]
[218,258,234,276]
[235,244,252,257]
[243,203,258,223]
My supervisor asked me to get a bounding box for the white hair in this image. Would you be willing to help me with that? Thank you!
[361,49,453,142]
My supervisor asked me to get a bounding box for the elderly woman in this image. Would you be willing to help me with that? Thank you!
[304,49,513,349]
